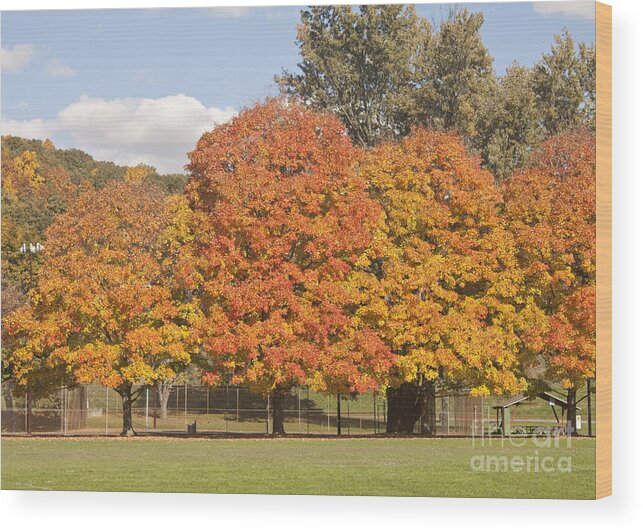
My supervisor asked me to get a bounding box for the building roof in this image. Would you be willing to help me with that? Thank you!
[493,394,529,409]
[493,392,580,410]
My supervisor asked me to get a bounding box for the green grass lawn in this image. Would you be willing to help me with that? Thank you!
[1,436,595,498]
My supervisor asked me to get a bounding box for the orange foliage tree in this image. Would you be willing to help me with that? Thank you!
[2,180,197,435]
[350,130,527,433]
[184,99,394,434]
[502,131,596,433]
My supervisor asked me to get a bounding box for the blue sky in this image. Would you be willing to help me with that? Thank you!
[1,2,596,173]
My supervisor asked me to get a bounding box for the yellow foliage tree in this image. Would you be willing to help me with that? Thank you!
[351,129,527,433]
[503,132,596,434]
[14,150,44,187]
[3,181,198,435]
[125,164,155,183]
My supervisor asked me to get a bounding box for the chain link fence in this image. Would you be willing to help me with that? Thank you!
[1,384,486,436]
[2,383,582,436]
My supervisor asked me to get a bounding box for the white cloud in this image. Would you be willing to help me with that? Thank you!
[0,117,50,138]
[46,58,76,78]
[204,7,251,18]
[1,44,35,73]
[533,1,595,20]
[1,94,236,173]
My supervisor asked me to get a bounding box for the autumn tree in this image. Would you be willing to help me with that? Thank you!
[3,180,197,435]
[502,132,596,434]
[124,163,155,183]
[1,145,84,418]
[276,4,433,148]
[14,150,44,188]
[185,99,394,434]
[351,129,526,434]
[1,137,120,302]
[1,137,190,317]
[1,135,128,189]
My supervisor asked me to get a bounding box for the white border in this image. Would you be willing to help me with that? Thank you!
[1,1,641,530]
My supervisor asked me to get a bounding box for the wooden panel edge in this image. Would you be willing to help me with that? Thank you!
[595,1,612,500]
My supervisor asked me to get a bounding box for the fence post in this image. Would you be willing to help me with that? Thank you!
[306,388,310,434]
[63,388,68,436]
[145,388,149,432]
[266,395,270,434]
[373,392,377,434]
[236,387,239,424]
[347,397,350,436]
[298,389,301,433]
[61,388,65,434]
[473,405,477,439]
[225,386,229,431]
[105,386,109,435]
[184,383,188,426]
[26,389,32,435]
[587,378,593,437]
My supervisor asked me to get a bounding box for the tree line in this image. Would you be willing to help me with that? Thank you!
[1,6,595,436]
[277,5,595,180]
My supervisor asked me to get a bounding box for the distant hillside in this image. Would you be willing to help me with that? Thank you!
[2,135,128,189]
[1,136,189,192]
[1,135,189,312]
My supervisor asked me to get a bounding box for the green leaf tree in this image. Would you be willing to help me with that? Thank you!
[276,4,433,148]
[417,9,495,142]
[532,31,596,134]
[477,64,542,181]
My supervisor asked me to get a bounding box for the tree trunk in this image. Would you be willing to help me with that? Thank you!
[566,387,577,436]
[118,386,136,436]
[385,386,399,433]
[386,382,421,433]
[418,380,436,435]
[271,390,287,435]
[2,381,16,432]
[156,379,173,420]
[386,380,437,434]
